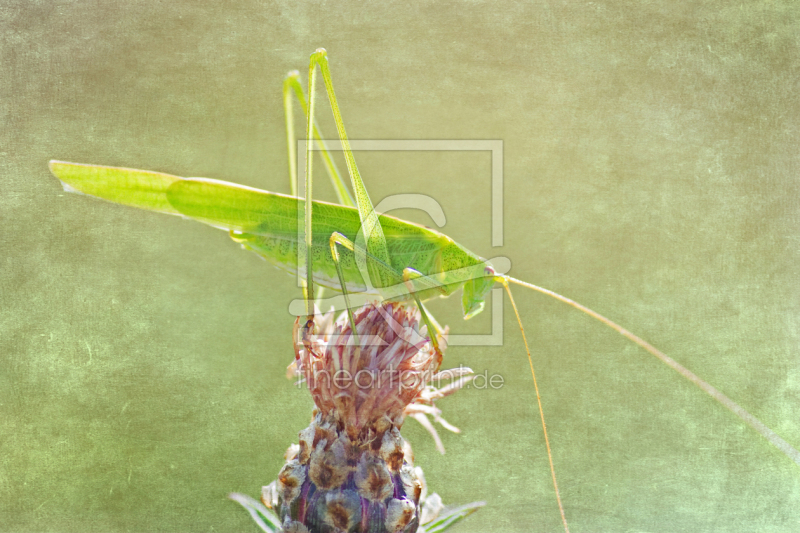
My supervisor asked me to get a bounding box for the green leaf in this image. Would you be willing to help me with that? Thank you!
[423,501,486,533]
[228,492,282,533]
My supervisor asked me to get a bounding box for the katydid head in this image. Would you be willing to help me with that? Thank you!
[461,265,498,319]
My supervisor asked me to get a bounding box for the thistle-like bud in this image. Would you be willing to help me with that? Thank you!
[230,302,483,533]
[264,302,445,533]
[294,302,444,440]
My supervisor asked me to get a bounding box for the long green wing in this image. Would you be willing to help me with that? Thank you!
[166,178,302,233]
[49,160,182,215]
[49,161,483,301]
[50,160,445,246]
[50,160,349,236]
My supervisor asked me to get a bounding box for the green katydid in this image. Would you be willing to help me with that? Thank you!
[49,48,800,533]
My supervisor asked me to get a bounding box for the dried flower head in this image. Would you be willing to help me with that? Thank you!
[293,302,446,438]
[231,302,483,533]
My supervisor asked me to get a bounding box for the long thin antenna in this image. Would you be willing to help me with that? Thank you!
[505,275,800,468]
[500,278,570,533]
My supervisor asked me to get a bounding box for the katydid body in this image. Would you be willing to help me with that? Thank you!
[49,160,491,310]
[50,48,799,533]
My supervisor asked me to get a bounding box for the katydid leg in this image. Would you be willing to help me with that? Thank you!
[282,72,299,197]
[402,267,444,359]
[328,232,451,350]
[328,232,361,346]
[282,70,354,207]
[300,53,319,316]
[327,232,449,300]
[307,49,391,290]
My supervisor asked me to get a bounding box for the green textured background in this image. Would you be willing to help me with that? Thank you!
[2,1,799,532]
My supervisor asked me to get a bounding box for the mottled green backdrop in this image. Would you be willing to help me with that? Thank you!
[2,1,799,532]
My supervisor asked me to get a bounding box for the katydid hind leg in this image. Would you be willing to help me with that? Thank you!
[282,70,354,207]
[300,49,458,310]
[308,49,392,290]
